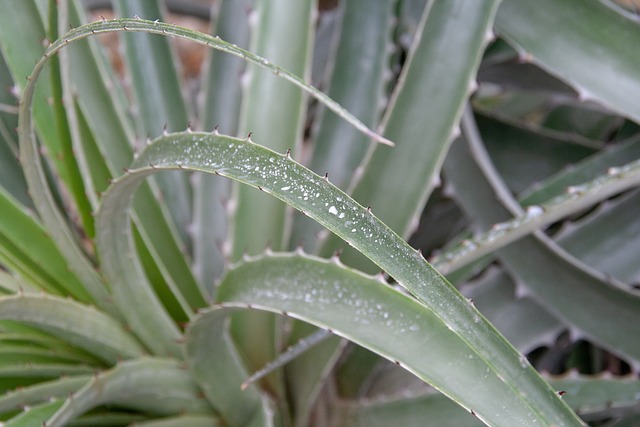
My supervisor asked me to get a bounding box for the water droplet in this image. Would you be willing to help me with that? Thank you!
[329,206,338,215]
[566,185,585,195]
[525,205,544,218]
[491,222,510,232]
[519,354,529,368]
[338,212,345,219]
[281,186,290,191]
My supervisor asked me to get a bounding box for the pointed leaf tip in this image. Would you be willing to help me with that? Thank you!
[373,133,395,147]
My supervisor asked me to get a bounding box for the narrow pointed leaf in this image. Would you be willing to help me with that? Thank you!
[45,358,214,427]
[0,376,90,414]
[193,0,255,290]
[49,18,392,146]
[114,0,193,246]
[5,400,64,427]
[0,187,90,300]
[0,294,144,364]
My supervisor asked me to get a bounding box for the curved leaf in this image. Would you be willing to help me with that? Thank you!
[47,18,391,147]
[16,13,392,321]
[98,130,583,425]
[11,2,112,314]
[190,253,581,426]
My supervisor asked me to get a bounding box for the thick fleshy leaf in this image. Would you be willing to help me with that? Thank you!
[0,52,28,207]
[443,113,640,364]
[193,0,255,291]
[496,0,640,123]
[336,393,484,427]
[348,0,499,236]
[100,130,583,425]
[556,191,640,283]
[0,294,144,364]
[189,252,582,426]
[16,14,392,319]
[292,0,395,253]
[548,374,640,418]
[308,0,394,191]
[0,376,90,414]
[233,0,315,256]
[320,0,501,272]
[230,2,315,406]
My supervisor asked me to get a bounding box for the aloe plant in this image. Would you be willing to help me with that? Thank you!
[1,0,639,426]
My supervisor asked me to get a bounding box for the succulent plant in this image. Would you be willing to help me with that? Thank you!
[1,0,640,426]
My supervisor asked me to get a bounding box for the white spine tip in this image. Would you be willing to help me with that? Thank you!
[451,126,461,139]
[518,52,534,63]
[576,87,593,102]
[485,30,497,43]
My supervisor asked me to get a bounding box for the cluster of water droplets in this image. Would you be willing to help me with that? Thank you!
[432,157,640,274]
